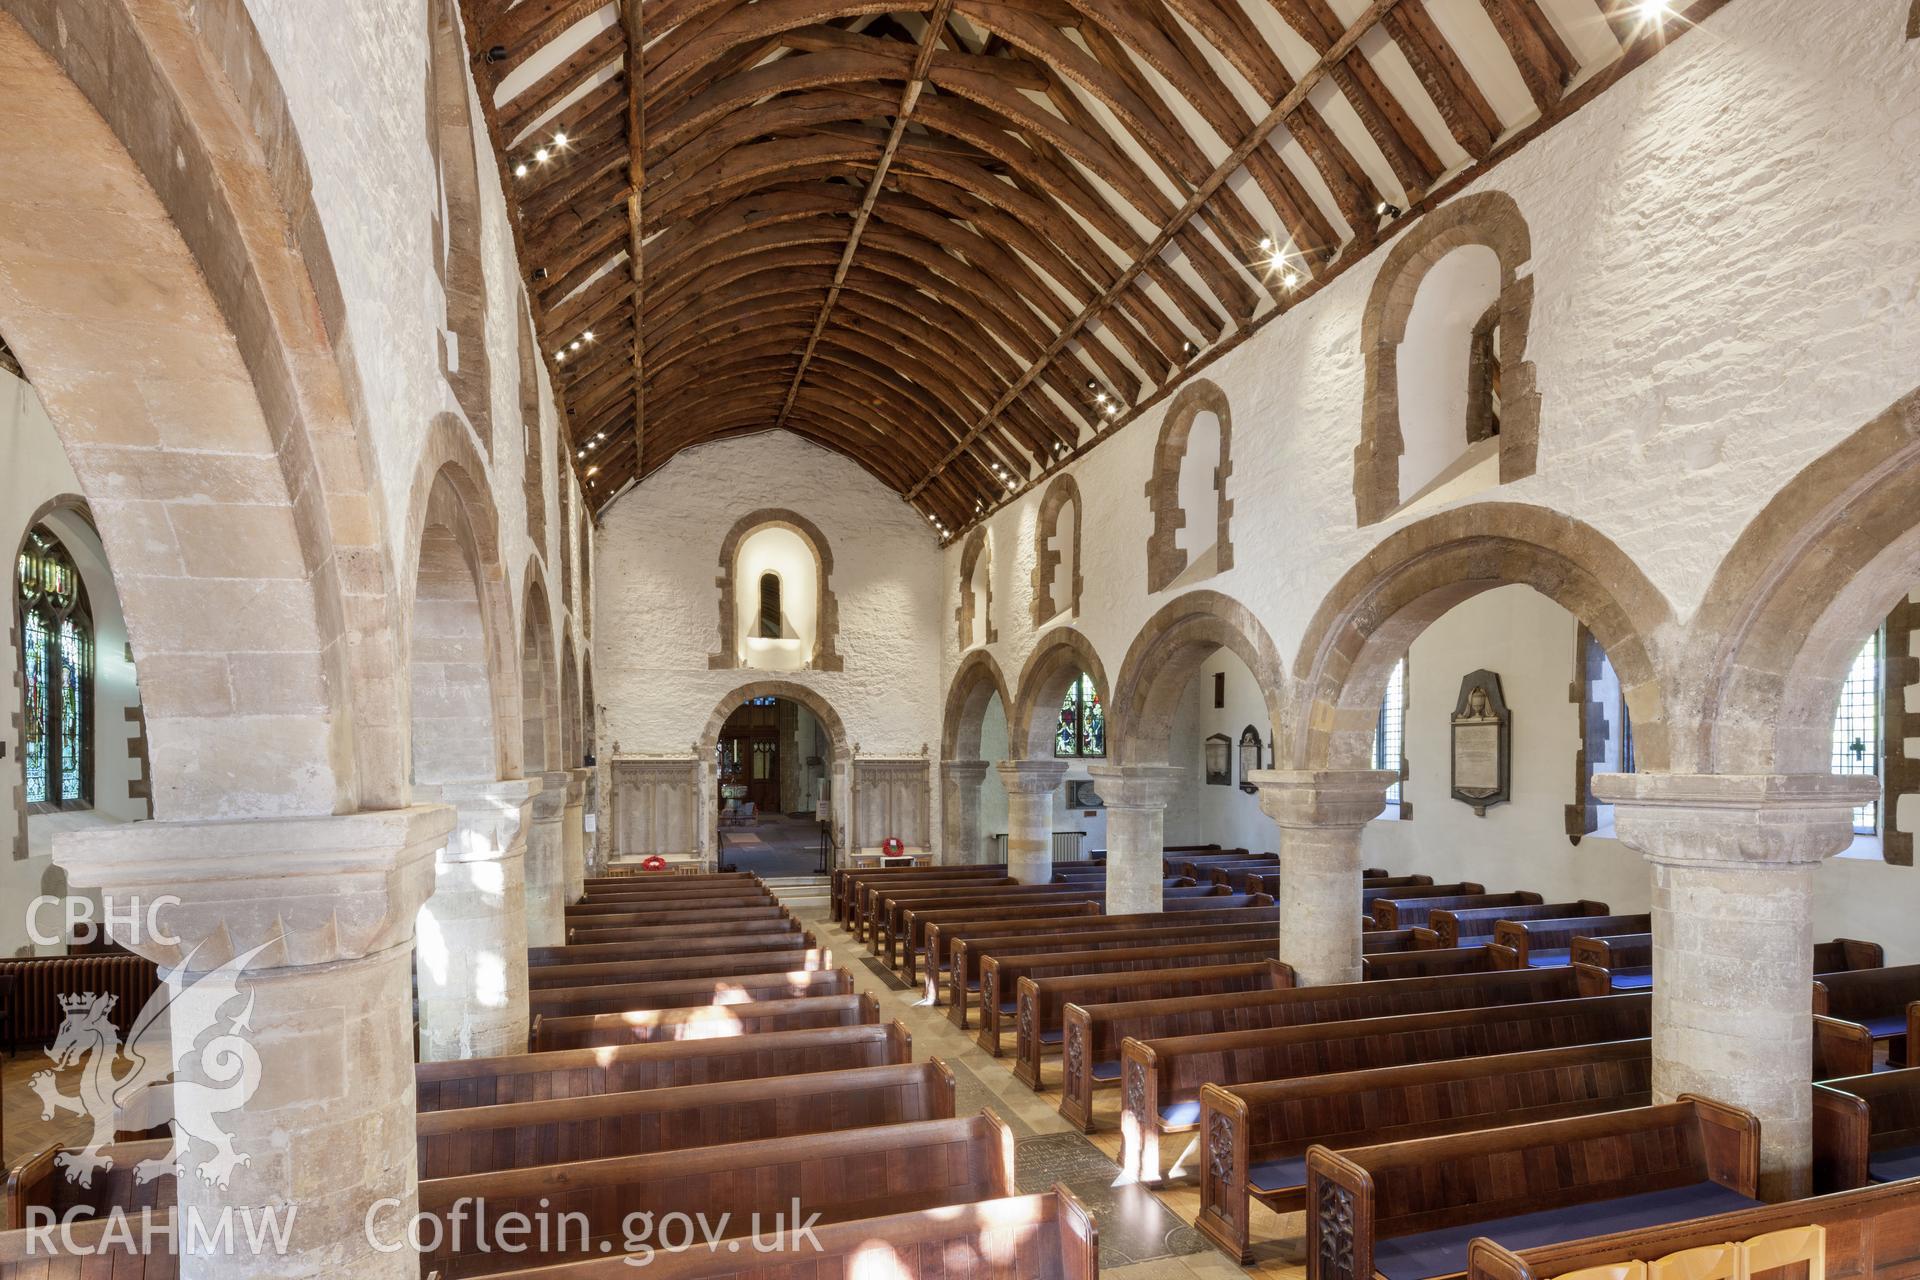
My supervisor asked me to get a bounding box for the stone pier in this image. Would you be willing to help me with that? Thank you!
[942,759,990,864]
[55,806,454,1280]
[564,766,591,903]
[1086,764,1183,914]
[1252,769,1395,985]
[526,771,570,944]
[1596,771,1871,1200]
[414,778,536,1061]
[996,759,1068,883]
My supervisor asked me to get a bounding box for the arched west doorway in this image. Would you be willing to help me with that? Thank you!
[698,681,850,874]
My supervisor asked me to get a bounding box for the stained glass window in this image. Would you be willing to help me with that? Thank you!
[16,526,91,810]
[1055,673,1105,758]
[1830,630,1881,835]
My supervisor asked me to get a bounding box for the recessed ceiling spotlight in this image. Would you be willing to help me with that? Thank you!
[584,330,595,341]
[554,130,569,147]
[1376,201,1402,219]
[514,162,529,178]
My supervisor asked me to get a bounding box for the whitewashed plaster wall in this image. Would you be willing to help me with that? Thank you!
[941,0,1919,936]
[595,434,944,822]
[240,0,587,729]
[1,369,143,955]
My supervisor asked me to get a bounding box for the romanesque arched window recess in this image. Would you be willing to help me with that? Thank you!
[425,0,491,455]
[1054,673,1106,759]
[17,526,92,810]
[1032,475,1083,627]
[956,528,995,649]
[1144,379,1234,594]
[518,297,547,550]
[708,510,843,673]
[1354,191,1541,527]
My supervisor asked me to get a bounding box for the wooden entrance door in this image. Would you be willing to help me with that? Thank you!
[717,699,783,815]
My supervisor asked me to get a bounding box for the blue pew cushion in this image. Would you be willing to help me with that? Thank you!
[1370,1182,1760,1280]
[1611,970,1653,990]
[1862,1015,1907,1040]
[1869,1144,1920,1183]
[1526,950,1571,968]
[1247,1154,1309,1195]
[1091,1059,1122,1082]
[1160,1099,1202,1127]
[1041,1028,1063,1045]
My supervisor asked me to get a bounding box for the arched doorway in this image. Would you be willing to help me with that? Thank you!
[941,650,1015,864]
[699,681,850,874]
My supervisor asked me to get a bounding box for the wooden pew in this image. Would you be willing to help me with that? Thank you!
[0,1212,179,1277]
[475,1187,1100,1279]
[871,885,1111,957]
[854,872,1017,936]
[416,1112,1017,1275]
[1419,899,1610,947]
[585,871,755,886]
[567,892,773,917]
[1123,991,1654,1180]
[530,991,880,1050]
[576,882,772,903]
[529,930,815,968]
[977,938,1286,1055]
[902,902,1101,983]
[415,1021,912,1110]
[1464,1178,1919,1280]
[525,947,833,993]
[1198,1039,1655,1263]
[831,863,1007,921]
[1053,966,1587,1129]
[1370,891,1543,930]
[1575,935,1890,994]
[1493,913,1651,968]
[564,903,791,927]
[415,1059,957,1177]
[519,967,850,1024]
[1361,944,1517,980]
[888,883,1199,969]
[1813,963,1918,1067]
[925,902,1276,1001]
[1306,1098,1761,1280]
[1813,1066,1920,1192]
[1361,881,1484,911]
[567,915,799,944]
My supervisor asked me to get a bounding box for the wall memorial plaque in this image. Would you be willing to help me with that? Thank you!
[1204,733,1233,786]
[1238,725,1262,794]
[1450,669,1511,815]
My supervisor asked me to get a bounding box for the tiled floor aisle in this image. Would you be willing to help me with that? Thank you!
[789,903,1309,1280]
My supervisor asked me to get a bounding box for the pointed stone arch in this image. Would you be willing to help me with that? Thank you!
[943,649,1016,760]
[1145,379,1235,593]
[1286,502,1675,774]
[1354,190,1541,526]
[1108,590,1287,767]
[425,0,492,454]
[560,634,582,770]
[707,509,844,672]
[401,417,522,786]
[0,6,413,817]
[1010,627,1111,761]
[1684,387,1920,784]
[520,562,561,773]
[1032,474,1084,626]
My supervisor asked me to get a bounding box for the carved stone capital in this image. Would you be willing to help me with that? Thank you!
[1250,769,1396,829]
[995,758,1070,795]
[53,805,455,973]
[1086,763,1185,811]
[1593,771,1872,869]
[535,769,573,821]
[418,777,539,866]
[942,758,991,788]
[566,767,591,805]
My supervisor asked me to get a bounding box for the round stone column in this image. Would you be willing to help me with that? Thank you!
[414,778,537,1061]
[54,806,454,1280]
[1252,769,1395,985]
[526,771,570,945]
[995,759,1069,883]
[1595,771,1870,1200]
[941,759,990,864]
[564,767,591,904]
[1086,764,1184,914]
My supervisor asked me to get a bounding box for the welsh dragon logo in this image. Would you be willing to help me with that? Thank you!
[30,939,275,1191]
